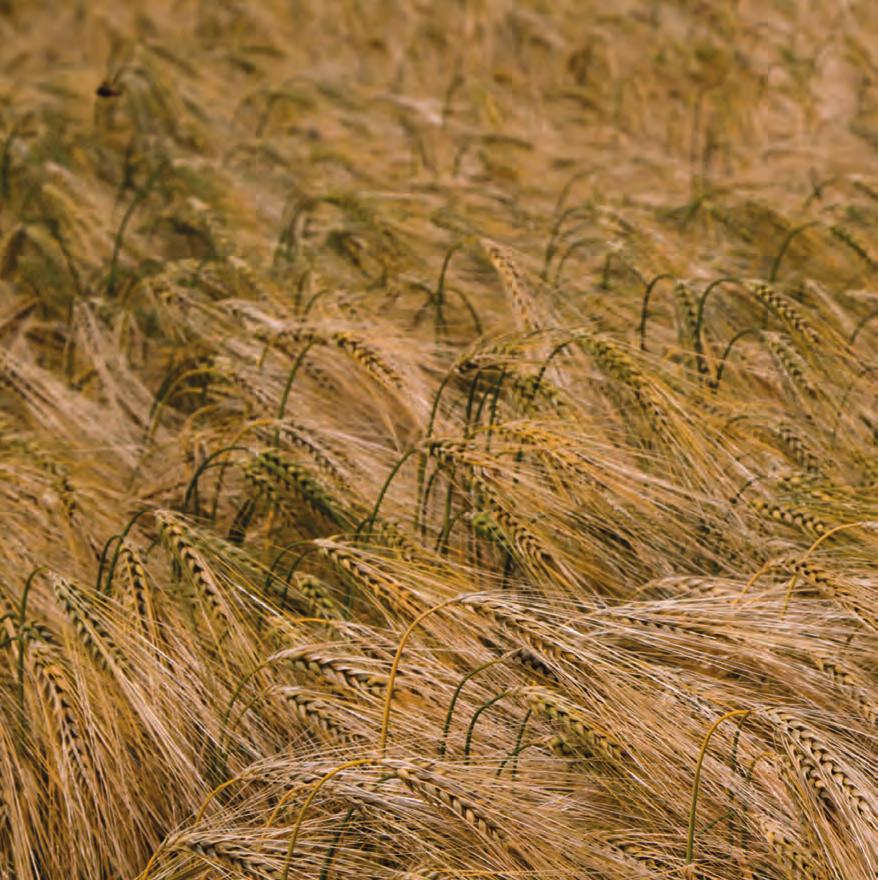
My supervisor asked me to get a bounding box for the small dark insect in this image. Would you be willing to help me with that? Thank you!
[96,57,125,99]
[96,82,122,99]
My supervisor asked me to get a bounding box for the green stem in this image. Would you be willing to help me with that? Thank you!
[357,447,417,538]
[464,690,512,762]
[685,709,750,865]
[543,203,591,277]
[318,806,356,880]
[522,336,579,417]
[416,364,463,533]
[693,277,742,376]
[435,241,465,344]
[275,341,318,445]
[553,171,590,216]
[434,509,468,554]
[496,708,533,778]
[96,535,122,593]
[438,468,456,555]
[638,273,675,352]
[182,446,247,515]
[302,289,333,315]
[107,160,167,296]
[850,308,878,345]
[265,543,320,594]
[17,567,47,730]
[439,655,510,756]
[462,367,485,435]
[552,237,597,287]
[99,508,151,594]
[710,328,762,390]
[769,221,820,283]
[418,463,444,537]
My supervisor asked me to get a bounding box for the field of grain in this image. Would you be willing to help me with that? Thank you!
[1,1,877,878]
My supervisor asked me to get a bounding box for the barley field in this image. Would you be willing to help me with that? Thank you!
[1,1,877,878]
